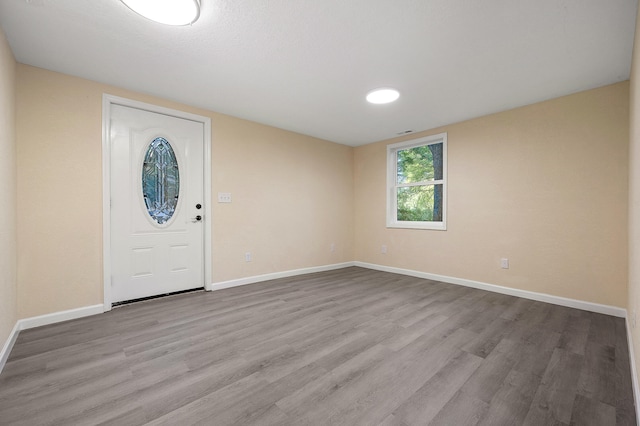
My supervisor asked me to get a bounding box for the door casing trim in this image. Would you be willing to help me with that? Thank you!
[102,94,213,311]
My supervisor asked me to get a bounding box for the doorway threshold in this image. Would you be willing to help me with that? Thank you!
[112,287,205,308]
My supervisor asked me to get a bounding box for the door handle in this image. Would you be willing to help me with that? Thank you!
[191,215,202,223]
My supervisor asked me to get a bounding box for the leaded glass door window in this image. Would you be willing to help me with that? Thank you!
[142,137,180,225]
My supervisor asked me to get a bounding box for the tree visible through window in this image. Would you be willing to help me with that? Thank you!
[387,133,447,230]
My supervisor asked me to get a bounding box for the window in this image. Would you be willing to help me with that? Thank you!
[142,137,180,225]
[387,133,447,230]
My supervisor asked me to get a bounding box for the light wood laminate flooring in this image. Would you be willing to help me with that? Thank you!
[0,267,636,425]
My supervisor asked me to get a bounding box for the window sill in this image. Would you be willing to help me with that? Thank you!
[386,221,447,231]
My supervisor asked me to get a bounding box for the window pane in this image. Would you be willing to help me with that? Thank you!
[397,184,443,222]
[142,137,180,225]
[397,142,443,184]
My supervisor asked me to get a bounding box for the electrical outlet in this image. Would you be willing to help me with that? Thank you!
[218,192,232,203]
[500,258,509,269]
[245,252,252,262]
[381,245,387,254]
[330,243,335,252]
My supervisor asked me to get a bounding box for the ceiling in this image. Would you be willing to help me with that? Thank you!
[0,0,637,146]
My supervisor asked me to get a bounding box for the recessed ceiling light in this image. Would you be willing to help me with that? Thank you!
[366,88,400,104]
[120,0,201,26]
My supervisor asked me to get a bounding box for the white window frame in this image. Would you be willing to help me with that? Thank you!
[386,132,447,230]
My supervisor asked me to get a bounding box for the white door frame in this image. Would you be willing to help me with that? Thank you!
[102,94,213,311]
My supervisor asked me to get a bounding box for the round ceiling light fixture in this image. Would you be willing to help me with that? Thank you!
[120,0,201,26]
[366,88,400,104]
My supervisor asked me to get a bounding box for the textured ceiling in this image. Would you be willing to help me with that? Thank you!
[0,0,637,146]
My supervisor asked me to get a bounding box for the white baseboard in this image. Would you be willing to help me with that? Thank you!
[0,304,104,375]
[210,262,356,292]
[18,304,105,330]
[0,321,21,375]
[354,262,627,318]
[626,317,640,423]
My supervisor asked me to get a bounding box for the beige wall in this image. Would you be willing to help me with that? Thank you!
[0,29,16,346]
[355,82,629,308]
[16,64,354,318]
[11,56,632,321]
[628,1,640,402]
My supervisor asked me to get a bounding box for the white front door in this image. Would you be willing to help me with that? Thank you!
[110,104,205,303]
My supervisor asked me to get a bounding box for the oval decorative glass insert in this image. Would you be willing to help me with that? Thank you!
[142,137,180,224]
